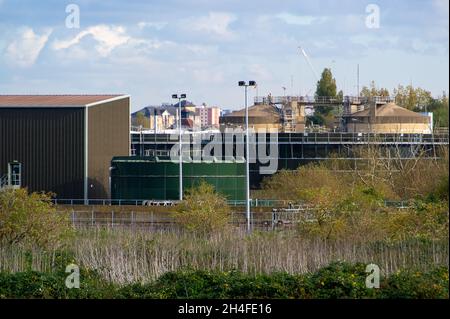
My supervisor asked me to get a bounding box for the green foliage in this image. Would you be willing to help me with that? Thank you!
[0,267,115,299]
[394,85,433,111]
[260,152,449,242]
[308,262,377,299]
[427,94,449,128]
[134,111,147,127]
[360,81,390,98]
[0,188,73,249]
[173,181,230,236]
[381,266,449,299]
[3,262,446,299]
[315,68,337,115]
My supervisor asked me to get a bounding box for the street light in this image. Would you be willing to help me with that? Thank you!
[172,93,187,201]
[238,80,257,233]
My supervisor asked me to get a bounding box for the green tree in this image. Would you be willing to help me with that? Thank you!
[393,85,432,110]
[0,189,72,248]
[135,111,147,127]
[315,68,337,116]
[427,93,449,128]
[360,81,390,98]
[173,181,230,235]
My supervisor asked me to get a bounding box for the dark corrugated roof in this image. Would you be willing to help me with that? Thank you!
[0,95,127,107]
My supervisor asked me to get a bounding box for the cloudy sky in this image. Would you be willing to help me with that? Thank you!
[0,0,448,112]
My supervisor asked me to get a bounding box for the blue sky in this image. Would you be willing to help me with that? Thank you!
[0,0,448,112]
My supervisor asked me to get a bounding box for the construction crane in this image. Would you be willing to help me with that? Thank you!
[298,46,319,81]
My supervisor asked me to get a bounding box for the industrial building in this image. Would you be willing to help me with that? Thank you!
[0,95,130,200]
[220,99,305,132]
[131,130,448,189]
[110,156,246,201]
[344,102,432,134]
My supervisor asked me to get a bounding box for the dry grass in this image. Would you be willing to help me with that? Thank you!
[1,227,448,285]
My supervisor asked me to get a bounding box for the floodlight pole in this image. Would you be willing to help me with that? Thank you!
[239,81,256,234]
[173,94,186,201]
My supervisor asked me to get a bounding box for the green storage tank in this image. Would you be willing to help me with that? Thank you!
[110,156,246,201]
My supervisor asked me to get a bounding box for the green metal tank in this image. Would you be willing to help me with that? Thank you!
[110,156,246,201]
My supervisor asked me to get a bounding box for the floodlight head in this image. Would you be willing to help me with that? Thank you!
[180,94,187,99]
[249,81,256,87]
[172,94,178,99]
[238,81,246,87]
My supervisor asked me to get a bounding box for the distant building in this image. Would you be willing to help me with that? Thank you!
[196,105,221,129]
[132,102,219,131]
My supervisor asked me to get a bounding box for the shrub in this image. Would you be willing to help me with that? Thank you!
[0,262,448,299]
[173,181,230,236]
[381,266,449,299]
[0,188,73,249]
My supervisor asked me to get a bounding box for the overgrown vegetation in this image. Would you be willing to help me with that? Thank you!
[173,181,230,236]
[0,189,72,249]
[259,147,449,241]
[0,262,447,299]
[0,152,448,298]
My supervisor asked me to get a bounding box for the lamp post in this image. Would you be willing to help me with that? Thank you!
[238,80,257,233]
[172,93,186,201]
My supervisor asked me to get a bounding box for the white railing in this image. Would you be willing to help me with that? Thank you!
[254,95,395,105]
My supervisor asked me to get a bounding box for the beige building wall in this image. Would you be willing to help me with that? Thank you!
[347,122,431,134]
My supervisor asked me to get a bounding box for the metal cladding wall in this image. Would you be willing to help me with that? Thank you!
[110,156,246,201]
[88,98,130,199]
[0,108,84,198]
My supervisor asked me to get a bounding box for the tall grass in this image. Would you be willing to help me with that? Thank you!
[1,227,448,285]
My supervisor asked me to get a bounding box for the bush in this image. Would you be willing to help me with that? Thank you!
[117,262,448,299]
[381,266,449,299]
[0,262,448,299]
[308,262,378,299]
[0,267,115,299]
[173,181,230,236]
[0,188,73,249]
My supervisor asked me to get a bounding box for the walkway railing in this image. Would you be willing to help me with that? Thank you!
[51,198,412,209]
[131,131,449,145]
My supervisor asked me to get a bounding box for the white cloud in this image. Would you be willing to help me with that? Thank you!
[52,25,130,57]
[5,27,52,67]
[275,13,328,26]
[137,21,168,30]
[188,12,237,38]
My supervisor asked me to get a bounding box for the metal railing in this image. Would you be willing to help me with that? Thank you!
[253,95,395,105]
[51,198,288,207]
[0,175,8,190]
[51,198,413,209]
[131,132,449,145]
